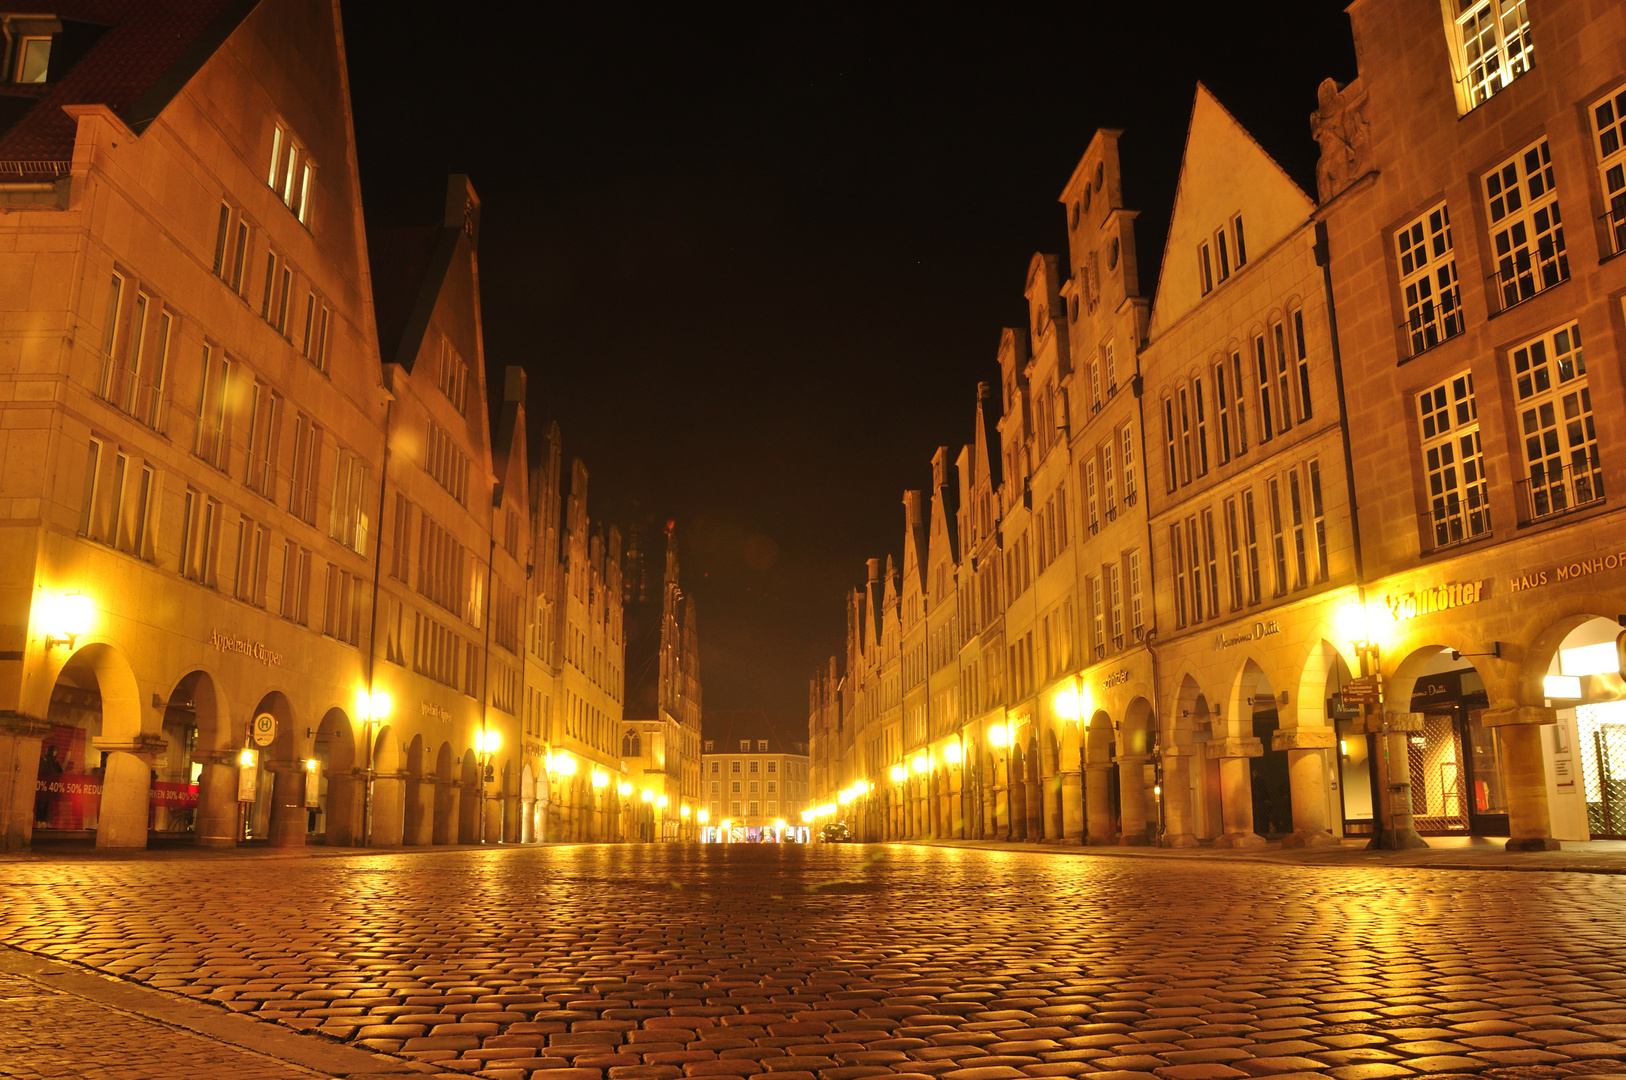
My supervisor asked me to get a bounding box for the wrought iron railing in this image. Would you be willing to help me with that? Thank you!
[1420,499,1491,553]
[1516,461,1604,522]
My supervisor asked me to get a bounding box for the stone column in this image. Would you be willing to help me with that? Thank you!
[325,770,362,846]
[1482,705,1560,851]
[1367,711,1429,850]
[0,719,47,851]
[404,778,429,844]
[1159,752,1199,848]
[433,779,459,844]
[1274,727,1341,848]
[484,792,503,843]
[193,753,239,848]
[267,763,307,847]
[1084,762,1116,845]
[1027,768,1046,840]
[372,772,405,846]
[1207,736,1266,848]
[1060,770,1084,842]
[92,736,164,849]
[506,794,522,842]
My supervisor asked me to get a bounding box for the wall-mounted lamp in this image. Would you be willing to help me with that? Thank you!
[697,808,709,823]
[43,593,94,650]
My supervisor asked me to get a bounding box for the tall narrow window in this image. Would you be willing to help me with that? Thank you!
[1101,443,1116,518]
[201,498,219,586]
[1397,203,1463,356]
[302,293,317,356]
[144,310,170,431]
[108,454,128,550]
[1215,227,1231,281]
[297,162,313,226]
[179,487,196,577]
[1418,371,1490,547]
[1103,341,1117,393]
[1193,376,1209,476]
[213,204,231,277]
[133,465,154,559]
[1128,550,1144,639]
[1171,526,1188,629]
[1255,335,1274,444]
[1452,0,1533,110]
[1293,310,1312,421]
[1086,459,1099,533]
[1242,489,1261,604]
[194,349,230,470]
[1231,351,1249,454]
[233,518,250,600]
[1121,423,1137,503]
[230,220,249,294]
[1273,322,1293,434]
[123,292,148,415]
[1199,241,1214,295]
[78,439,101,537]
[98,273,122,400]
[1108,563,1124,647]
[1289,470,1308,588]
[261,252,278,320]
[1202,508,1221,615]
[1089,361,1102,410]
[275,266,292,336]
[1215,361,1232,465]
[1091,577,1105,659]
[1233,215,1247,267]
[315,307,331,371]
[1595,85,1626,256]
[1056,483,1068,549]
[1309,460,1329,581]
[268,125,284,187]
[1268,478,1287,596]
[1486,139,1568,310]
[1178,387,1193,485]
[1162,398,1178,493]
[1186,517,1203,622]
[1511,323,1601,520]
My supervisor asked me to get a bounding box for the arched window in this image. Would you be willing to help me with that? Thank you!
[621,729,641,758]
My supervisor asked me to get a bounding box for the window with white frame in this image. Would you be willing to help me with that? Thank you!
[1309,460,1329,581]
[1510,322,1601,519]
[1108,563,1123,647]
[1185,516,1203,622]
[1193,375,1209,476]
[1171,526,1188,629]
[1289,470,1308,589]
[1486,139,1568,310]
[1090,576,1105,658]
[1398,203,1463,356]
[1120,422,1137,503]
[1592,84,1626,257]
[1272,321,1294,435]
[1448,0,1532,112]
[268,123,314,226]
[1417,371,1490,548]
[1103,341,1117,394]
[1162,397,1178,492]
[244,378,280,500]
[1267,478,1287,596]
[1128,549,1144,639]
[1085,459,1099,534]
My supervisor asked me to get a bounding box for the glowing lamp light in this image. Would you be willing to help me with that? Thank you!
[618,781,633,796]
[641,788,655,803]
[554,753,576,776]
[238,748,257,768]
[775,819,785,829]
[721,819,732,830]
[944,743,963,764]
[1337,601,1372,647]
[680,804,691,817]
[657,794,669,808]
[1053,686,1082,722]
[1544,674,1583,700]
[477,729,501,756]
[912,754,929,774]
[890,764,906,783]
[1338,739,1348,756]
[370,692,392,721]
[988,723,1009,748]
[591,770,609,789]
[43,592,94,649]
[801,810,811,822]
[697,809,709,823]
[305,758,317,772]
[837,789,852,804]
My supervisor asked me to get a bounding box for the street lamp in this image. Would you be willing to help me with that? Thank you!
[42,592,94,650]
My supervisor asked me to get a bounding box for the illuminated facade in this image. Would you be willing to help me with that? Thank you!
[0,0,630,851]
[701,720,809,833]
[812,0,1626,852]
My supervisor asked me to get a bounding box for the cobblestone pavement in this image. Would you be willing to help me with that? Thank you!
[0,968,332,1079]
[1,844,1626,1080]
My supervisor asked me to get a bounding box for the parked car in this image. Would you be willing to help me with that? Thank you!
[819,821,854,843]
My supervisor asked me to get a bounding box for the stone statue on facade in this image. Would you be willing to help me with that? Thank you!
[1311,77,1370,202]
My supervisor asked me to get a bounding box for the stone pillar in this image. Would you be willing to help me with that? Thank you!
[372,773,405,847]
[506,794,522,842]
[325,770,362,846]
[267,764,307,848]
[1027,768,1045,840]
[1159,753,1199,848]
[1274,727,1341,848]
[1367,711,1429,850]
[1482,706,1560,852]
[0,720,46,851]
[1084,763,1116,845]
[1060,770,1084,842]
[1117,754,1150,845]
[521,797,535,843]
[1008,765,1027,840]
[458,781,479,843]
[404,778,430,844]
[92,737,163,850]
[1208,737,1266,848]
[193,754,238,848]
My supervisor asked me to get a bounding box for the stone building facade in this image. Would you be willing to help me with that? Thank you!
[811,0,1626,852]
[0,0,655,851]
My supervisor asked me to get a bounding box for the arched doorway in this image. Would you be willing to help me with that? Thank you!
[1119,697,1156,845]
[458,749,479,843]
[404,735,432,845]
[1389,645,1505,838]
[520,763,537,843]
[1534,616,1626,839]
[150,670,232,846]
[432,742,458,844]
[1083,713,1118,845]
[372,726,405,846]
[1237,661,1291,840]
[313,708,359,845]
[35,643,145,847]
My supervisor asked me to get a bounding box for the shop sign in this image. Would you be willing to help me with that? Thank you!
[1102,669,1130,688]
[1383,580,1484,621]
[1328,694,1360,720]
[1342,677,1381,705]
[1510,549,1626,592]
[1214,620,1281,651]
[250,712,277,747]
[420,701,451,721]
[209,629,283,666]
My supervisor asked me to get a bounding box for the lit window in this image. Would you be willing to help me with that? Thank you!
[1592,84,1626,257]
[16,36,50,84]
[1417,371,1490,549]
[1450,0,1532,112]
[1511,323,1601,521]
[1397,203,1463,356]
[1485,139,1568,310]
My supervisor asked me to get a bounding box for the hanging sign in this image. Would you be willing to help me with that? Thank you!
[250,712,277,747]
[1342,676,1381,705]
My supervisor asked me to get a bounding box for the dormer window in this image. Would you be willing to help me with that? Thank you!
[15,34,47,81]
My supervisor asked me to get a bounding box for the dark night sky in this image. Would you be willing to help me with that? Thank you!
[341,3,1358,725]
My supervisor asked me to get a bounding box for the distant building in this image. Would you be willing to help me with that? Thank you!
[701,711,809,831]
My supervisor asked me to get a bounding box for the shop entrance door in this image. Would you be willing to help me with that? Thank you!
[1462,709,1510,836]
[1249,709,1292,838]
[1577,704,1626,838]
